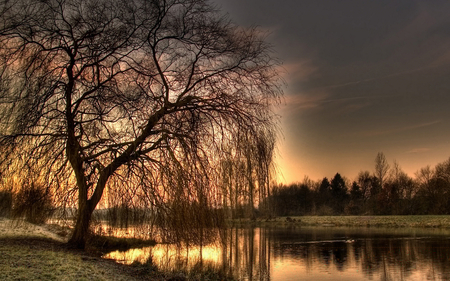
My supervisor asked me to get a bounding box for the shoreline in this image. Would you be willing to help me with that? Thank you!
[229,215,450,229]
[3,215,450,280]
[0,217,233,280]
[0,217,165,280]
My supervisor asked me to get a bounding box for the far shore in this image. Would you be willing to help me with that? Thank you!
[229,215,450,229]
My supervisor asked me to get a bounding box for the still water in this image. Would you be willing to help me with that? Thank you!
[105,226,450,280]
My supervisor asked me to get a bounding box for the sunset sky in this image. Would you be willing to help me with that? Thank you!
[214,0,450,183]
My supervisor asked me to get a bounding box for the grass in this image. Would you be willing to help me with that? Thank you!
[230,215,450,228]
[0,237,164,281]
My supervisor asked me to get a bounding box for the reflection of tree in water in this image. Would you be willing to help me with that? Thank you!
[331,244,348,271]
[422,240,450,280]
[219,227,271,281]
[358,239,419,280]
[320,248,332,267]
[226,228,450,280]
[106,228,450,280]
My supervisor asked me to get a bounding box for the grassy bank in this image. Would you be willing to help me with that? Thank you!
[0,218,232,280]
[0,218,164,280]
[230,215,450,228]
[0,237,166,281]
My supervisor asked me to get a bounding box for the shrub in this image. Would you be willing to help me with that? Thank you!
[13,182,54,224]
[0,190,12,217]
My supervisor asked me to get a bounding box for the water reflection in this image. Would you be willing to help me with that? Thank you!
[105,226,450,280]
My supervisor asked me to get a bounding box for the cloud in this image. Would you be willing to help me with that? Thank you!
[283,90,329,110]
[362,120,442,137]
[317,66,437,92]
[341,101,372,113]
[406,148,431,154]
[283,89,378,115]
[375,1,450,70]
[281,60,320,83]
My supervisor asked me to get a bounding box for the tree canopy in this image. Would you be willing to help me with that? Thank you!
[0,0,282,248]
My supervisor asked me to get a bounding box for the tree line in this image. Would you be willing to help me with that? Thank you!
[267,152,450,216]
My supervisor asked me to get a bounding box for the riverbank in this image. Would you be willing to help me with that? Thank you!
[4,215,449,280]
[0,218,167,280]
[230,215,450,228]
[0,218,233,280]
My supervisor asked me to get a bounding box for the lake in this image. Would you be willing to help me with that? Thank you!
[104,226,450,280]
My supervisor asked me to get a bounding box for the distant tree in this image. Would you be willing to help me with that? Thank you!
[268,182,314,216]
[268,184,290,216]
[330,173,348,214]
[319,177,331,194]
[385,161,416,214]
[318,177,331,200]
[356,170,381,214]
[356,171,379,202]
[415,165,434,190]
[347,181,363,214]
[431,158,450,213]
[315,177,333,214]
[435,158,450,185]
[413,161,450,214]
[297,183,313,215]
[350,181,363,201]
[374,152,390,189]
[0,0,282,248]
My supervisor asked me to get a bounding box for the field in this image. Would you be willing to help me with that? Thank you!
[231,215,450,228]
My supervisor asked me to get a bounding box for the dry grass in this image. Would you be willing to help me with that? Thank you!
[0,236,167,281]
[0,238,160,280]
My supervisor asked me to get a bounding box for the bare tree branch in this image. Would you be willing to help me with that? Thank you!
[0,0,282,248]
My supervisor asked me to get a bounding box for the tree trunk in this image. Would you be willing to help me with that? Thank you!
[68,200,92,249]
[67,171,109,249]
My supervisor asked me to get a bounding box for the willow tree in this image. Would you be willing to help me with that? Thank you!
[0,0,282,248]
[219,127,276,219]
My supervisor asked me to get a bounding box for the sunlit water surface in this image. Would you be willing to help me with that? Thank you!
[104,226,450,280]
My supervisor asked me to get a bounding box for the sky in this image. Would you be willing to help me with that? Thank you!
[213,0,450,183]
